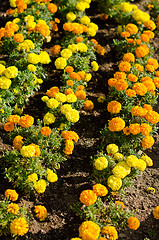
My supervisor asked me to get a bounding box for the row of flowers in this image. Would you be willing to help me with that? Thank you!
[0,0,105,238]
[69,1,159,240]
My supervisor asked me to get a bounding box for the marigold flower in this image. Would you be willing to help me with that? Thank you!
[144,20,156,31]
[101,226,118,240]
[80,189,97,206]
[112,161,131,178]
[47,3,57,14]
[63,139,74,155]
[14,33,24,43]
[65,66,74,74]
[135,159,147,171]
[108,78,117,87]
[135,44,149,58]
[121,31,130,38]
[10,217,29,236]
[108,117,125,132]
[20,145,36,158]
[140,123,152,136]
[125,23,138,35]
[128,73,138,82]
[129,123,141,135]
[126,155,138,167]
[83,100,94,111]
[141,135,155,149]
[118,61,131,72]
[51,45,61,57]
[34,205,47,221]
[106,144,118,155]
[7,114,20,124]
[40,126,51,136]
[143,30,154,39]
[46,98,59,109]
[34,179,47,193]
[61,131,79,142]
[114,79,128,91]
[47,169,58,182]
[123,53,135,62]
[107,101,121,114]
[7,203,19,214]
[4,122,14,132]
[94,157,108,170]
[13,135,23,151]
[5,189,18,201]
[79,221,100,240]
[91,61,99,71]
[134,63,144,72]
[65,109,79,123]
[46,86,59,98]
[145,110,159,124]
[107,175,122,191]
[126,89,136,97]
[55,57,67,69]
[127,217,140,230]
[27,173,38,183]
[92,184,108,197]
[140,33,150,43]
[153,206,159,219]
[123,126,131,135]
[43,112,56,125]
[143,104,152,112]
[132,83,147,96]
[114,152,124,161]
[19,115,34,128]
[115,201,125,210]
[75,90,86,100]
[69,72,81,81]
[4,66,18,78]
[153,77,159,88]
[140,154,153,167]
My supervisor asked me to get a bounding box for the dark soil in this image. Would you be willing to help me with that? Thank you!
[0,1,159,240]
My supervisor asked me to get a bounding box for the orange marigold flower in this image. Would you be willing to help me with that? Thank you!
[34,205,47,221]
[114,71,126,80]
[128,73,138,82]
[142,80,155,92]
[69,72,81,81]
[79,221,100,240]
[140,76,152,82]
[0,27,5,39]
[153,206,159,219]
[115,201,125,210]
[129,123,141,135]
[14,33,24,43]
[140,33,150,43]
[77,85,85,90]
[107,100,122,114]
[131,106,147,117]
[7,114,20,124]
[134,63,144,72]
[132,83,147,96]
[123,126,130,135]
[47,3,57,14]
[114,79,128,91]
[95,44,105,55]
[145,110,159,124]
[65,66,74,73]
[7,203,19,214]
[92,184,108,197]
[140,123,152,136]
[30,143,41,157]
[10,217,28,236]
[121,31,130,38]
[118,61,131,72]
[126,89,136,97]
[51,45,61,57]
[108,78,117,87]
[144,20,156,31]
[4,122,14,131]
[46,86,59,98]
[91,38,98,46]
[61,131,79,142]
[146,64,155,72]
[75,90,86,100]
[100,13,108,21]
[101,226,118,240]
[5,189,18,201]
[108,117,125,132]
[141,135,155,149]
[126,38,134,44]
[143,30,154,39]
[147,58,158,70]
[13,135,23,151]
[135,44,149,58]
[127,217,140,230]
[125,23,138,35]
[76,37,83,43]
[66,80,74,87]
[40,126,51,136]
[153,77,159,88]
[79,190,97,206]
[63,22,73,32]
[143,104,153,112]
[63,139,74,155]
[6,8,14,15]
[77,71,86,80]
[83,100,94,111]
[65,88,74,95]
[35,23,50,37]
[19,115,34,128]
[123,53,135,62]
[155,71,159,77]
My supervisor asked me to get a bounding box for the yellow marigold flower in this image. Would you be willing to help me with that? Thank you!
[34,179,47,193]
[107,175,122,191]
[141,135,155,149]
[106,144,118,155]
[140,154,153,167]
[27,53,39,64]
[5,189,18,201]
[13,135,23,151]
[126,155,138,167]
[145,110,159,124]
[19,115,34,128]
[4,66,18,78]
[43,112,56,125]
[17,39,34,52]
[133,82,147,96]
[108,117,125,132]
[46,98,59,109]
[92,184,108,197]
[47,169,58,182]
[20,145,36,158]
[27,64,36,72]
[80,189,97,206]
[127,217,140,230]
[0,63,5,74]
[79,221,100,240]
[41,96,49,102]
[39,51,51,64]
[10,217,29,236]
[27,173,38,183]
[153,206,159,219]
[66,12,76,21]
[7,203,19,214]
[60,49,72,59]
[55,92,67,103]
[66,94,77,103]
[63,139,74,155]
[135,159,147,171]
[85,73,92,82]
[87,27,96,36]
[101,226,118,240]
[0,76,12,89]
[129,123,141,135]
[77,42,88,52]
[60,104,72,114]
[54,57,67,69]
[119,2,132,13]
[123,53,135,62]
[112,161,131,178]
[94,157,108,170]
[114,152,124,161]
[34,205,47,221]
[91,61,99,71]
[115,201,125,210]
[83,100,94,111]
[107,100,121,114]
[65,109,79,123]
[125,23,138,34]
[80,16,90,25]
